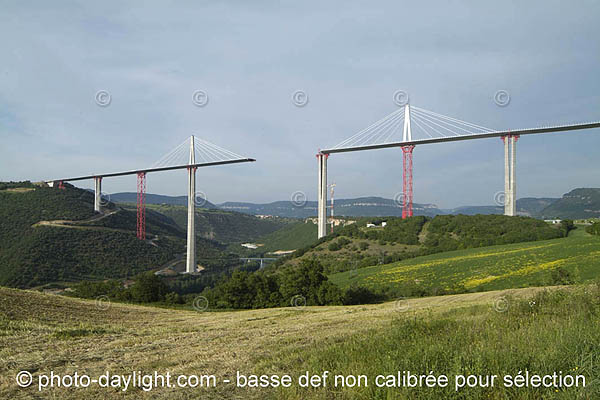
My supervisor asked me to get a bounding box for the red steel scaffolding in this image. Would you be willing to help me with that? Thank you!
[401,145,415,218]
[136,172,146,240]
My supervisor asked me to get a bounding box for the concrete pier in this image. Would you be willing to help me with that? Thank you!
[94,177,102,212]
[503,135,518,216]
[504,136,510,215]
[317,153,328,239]
[186,136,197,273]
[511,135,517,216]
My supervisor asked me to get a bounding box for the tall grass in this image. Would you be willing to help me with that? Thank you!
[261,285,600,399]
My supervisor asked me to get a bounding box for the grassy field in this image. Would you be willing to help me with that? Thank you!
[263,285,600,399]
[1,285,598,399]
[330,226,600,293]
[256,221,319,252]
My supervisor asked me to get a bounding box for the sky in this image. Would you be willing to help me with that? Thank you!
[1,1,599,208]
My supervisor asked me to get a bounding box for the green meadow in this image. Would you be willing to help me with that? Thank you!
[330,226,600,293]
[262,286,600,400]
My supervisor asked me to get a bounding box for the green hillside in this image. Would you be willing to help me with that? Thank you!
[136,204,287,244]
[190,214,580,310]
[539,188,600,219]
[257,221,318,252]
[3,228,182,288]
[330,227,600,295]
[517,197,559,216]
[0,183,237,288]
[274,214,568,275]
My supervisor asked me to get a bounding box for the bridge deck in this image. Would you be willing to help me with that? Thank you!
[321,122,600,154]
[47,158,255,183]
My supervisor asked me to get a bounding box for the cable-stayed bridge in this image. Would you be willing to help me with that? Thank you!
[46,136,255,274]
[316,104,600,238]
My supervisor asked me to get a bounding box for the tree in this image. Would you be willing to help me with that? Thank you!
[129,272,169,302]
[279,259,342,306]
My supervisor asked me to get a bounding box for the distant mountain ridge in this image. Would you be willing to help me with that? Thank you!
[219,197,443,218]
[447,198,560,217]
[109,192,218,209]
[110,189,600,219]
[538,188,600,219]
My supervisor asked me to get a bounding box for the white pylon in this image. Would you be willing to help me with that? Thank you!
[186,136,197,273]
[402,104,412,142]
[511,135,518,216]
[94,177,102,212]
[504,136,510,215]
[503,135,518,216]
[317,153,328,239]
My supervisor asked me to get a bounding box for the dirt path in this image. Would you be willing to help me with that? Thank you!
[32,209,119,228]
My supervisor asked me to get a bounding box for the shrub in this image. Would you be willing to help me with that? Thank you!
[202,259,343,309]
[587,222,600,236]
[337,237,351,247]
[343,286,384,305]
[164,292,183,305]
[550,267,574,286]
[129,272,169,302]
[328,242,342,251]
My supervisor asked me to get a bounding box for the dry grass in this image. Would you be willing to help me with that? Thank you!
[0,286,553,399]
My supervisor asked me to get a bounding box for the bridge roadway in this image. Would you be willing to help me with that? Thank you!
[320,121,600,154]
[46,159,256,183]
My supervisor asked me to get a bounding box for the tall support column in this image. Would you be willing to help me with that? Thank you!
[94,177,102,212]
[407,146,414,217]
[511,135,519,216]
[501,135,518,216]
[136,172,146,240]
[317,152,328,239]
[401,145,415,218]
[402,104,412,142]
[186,136,197,273]
[317,154,323,237]
[402,148,408,219]
[502,136,510,215]
[401,104,414,219]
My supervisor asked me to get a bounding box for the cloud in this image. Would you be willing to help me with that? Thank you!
[1,1,599,206]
